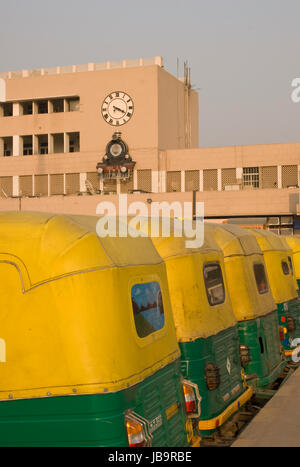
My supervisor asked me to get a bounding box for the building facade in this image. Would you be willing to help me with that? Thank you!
[0,56,299,231]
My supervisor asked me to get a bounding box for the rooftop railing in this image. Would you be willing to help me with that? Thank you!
[0,56,163,80]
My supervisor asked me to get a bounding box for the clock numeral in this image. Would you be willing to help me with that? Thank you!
[116,121,120,125]
[104,114,109,120]
[127,99,131,103]
[129,106,133,110]
[115,92,119,97]
[109,118,113,124]
[127,112,132,117]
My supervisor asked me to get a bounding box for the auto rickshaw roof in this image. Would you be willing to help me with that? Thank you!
[284,236,300,254]
[149,220,237,340]
[247,228,289,252]
[150,220,223,259]
[0,212,181,398]
[204,223,262,257]
[0,212,163,287]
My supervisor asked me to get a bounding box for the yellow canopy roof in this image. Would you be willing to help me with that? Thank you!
[249,228,288,252]
[284,236,300,254]
[0,212,163,288]
[0,212,180,400]
[284,236,300,281]
[248,229,298,303]
[151,223,237,340]
[205,224,276,320]
[204,224,261,257]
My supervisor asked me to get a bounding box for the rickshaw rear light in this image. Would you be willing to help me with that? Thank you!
[239,344,251,367]
[125,418,146,447]
[182,382,197,414]
[205,363,221,391]
[286,316,296,333]
[279,326,286,341]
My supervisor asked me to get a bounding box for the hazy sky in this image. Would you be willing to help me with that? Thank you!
[1,0,300,147]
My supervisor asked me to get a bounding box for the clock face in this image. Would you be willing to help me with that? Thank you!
[101,91,134,126]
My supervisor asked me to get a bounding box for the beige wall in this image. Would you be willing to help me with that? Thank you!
[1,63,198,155]
[164,142,300,171]
[157,68,198,150]
[0,188,297,218]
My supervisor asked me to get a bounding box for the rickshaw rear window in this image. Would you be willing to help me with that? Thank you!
[288,256,294,275]
[203,263,225,306]
[282,261,290,275]
[253,263,269,294]
[131,281,165,338]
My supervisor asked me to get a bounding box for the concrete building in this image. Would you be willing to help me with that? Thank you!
[0,56,299,232]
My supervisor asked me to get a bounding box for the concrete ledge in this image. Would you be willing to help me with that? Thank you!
[233,367,300,447]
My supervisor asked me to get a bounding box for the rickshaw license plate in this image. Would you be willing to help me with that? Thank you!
[149,414,163,433]
[165,402,179,420]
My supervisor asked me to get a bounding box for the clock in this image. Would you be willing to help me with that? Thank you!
[101,91,134,126]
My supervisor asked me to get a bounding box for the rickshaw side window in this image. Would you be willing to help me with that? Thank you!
[253,263,269,294]
[203,263,225,306]
[288,256,294,275]
[282,261,290,275]
[131,281,165,338]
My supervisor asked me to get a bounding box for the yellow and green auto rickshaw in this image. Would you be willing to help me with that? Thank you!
[284,235,300,295]
[249,229,300,360]
[0,211,192,447]
[207,224,286,393]
[151,224,253,438]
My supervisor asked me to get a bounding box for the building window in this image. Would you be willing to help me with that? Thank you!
[1,103,13,117]
[51,99,64,113]
[68,132,80,153]
[167,171,181,192]
[21,101,33,115]
[22,136,33,156]
[40,143,48,155]
[4,144,11,157]
[53,133,64,153]
[203,263,225,306]
[67,97,80,112]
[243,167,260,188]
[185,170,200,192]
[131,281,165,339]
[3,137,12,157]
[37,100,48,114]
[38,135,48,155]
[23,144,33,156]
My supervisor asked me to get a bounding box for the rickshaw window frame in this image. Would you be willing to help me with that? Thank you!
[253,262,269,295]
[288,256,294,276]
[128,274,167,347]
[281,260,290,276]
[203,261,226,307]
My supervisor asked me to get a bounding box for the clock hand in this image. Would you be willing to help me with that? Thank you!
[113,105,126,113]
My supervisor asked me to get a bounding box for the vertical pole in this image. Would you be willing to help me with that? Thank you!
[192,190,196,220]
